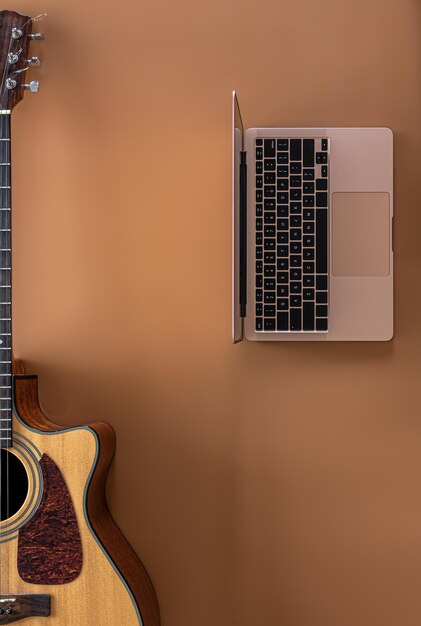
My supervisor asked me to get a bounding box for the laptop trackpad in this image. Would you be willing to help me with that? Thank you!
[332,192,390,277]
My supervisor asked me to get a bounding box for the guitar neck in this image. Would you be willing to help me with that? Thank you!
[0,111,12,447]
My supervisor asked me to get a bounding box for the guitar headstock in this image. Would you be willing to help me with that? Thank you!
[0,10,45,112]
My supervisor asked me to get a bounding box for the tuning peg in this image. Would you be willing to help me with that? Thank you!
[29,33,45,40]
[23,80,40,93]
[27,57,41,66]
[11,27,22,40]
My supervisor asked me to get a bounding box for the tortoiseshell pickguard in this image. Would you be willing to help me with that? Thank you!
[17,454,83,584]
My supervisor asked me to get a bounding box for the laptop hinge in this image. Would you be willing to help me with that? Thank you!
[239,150,247,318]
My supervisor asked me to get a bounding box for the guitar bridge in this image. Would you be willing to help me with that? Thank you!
[0,595,50,623]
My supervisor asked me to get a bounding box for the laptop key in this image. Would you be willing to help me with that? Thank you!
[264,172,276,184]
[264,185,276,197]
[256,147,263,159]
[277,298,288,310]
[316,291,328,304]
[256,161,263,174]
[303,302,315,330]
[277,312,289,331]
[264,265,276,277]
[316,178,328,190]
[264,252,275,263]
[316,152,328,164]
[277,139,288,150]
[290,162,302,174]
[316,305,328,317]
[264,318,275,331]
[290,295,302,308]
[316,275,328,290]
[277,166,289,177]
[290,139,302,161]
[290,269,302,280]
[277,179,289,191]
[316,318,328,331]
[316,192,328,208]
[277,152,289,164]
[256,317,263,331]
[264,225,276,236]
[264,212,276,224]
[321,165,328,177]
[264,279,276,290]
[303,139,314,167]
[264,292,276,304]
[264,139,276,157]
[256,304,263,316]
[264,159,276,170]
[291,282,301,294]
[290,309,301,331]
[277,285,289,297]
[303,168,315,180]
[264,305,276,317]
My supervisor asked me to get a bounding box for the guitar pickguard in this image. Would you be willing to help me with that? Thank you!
[17,454,83,585]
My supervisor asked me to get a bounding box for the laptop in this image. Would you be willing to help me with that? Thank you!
[232,91,393,343]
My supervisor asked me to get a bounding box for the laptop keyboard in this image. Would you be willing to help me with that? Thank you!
[255,137,329,332]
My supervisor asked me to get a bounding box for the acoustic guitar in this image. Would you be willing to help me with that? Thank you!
[0,10,160,625]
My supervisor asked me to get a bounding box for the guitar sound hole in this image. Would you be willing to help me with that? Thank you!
[0,450,29,521]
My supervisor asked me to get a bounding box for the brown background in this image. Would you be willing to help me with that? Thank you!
[6,0,421,624]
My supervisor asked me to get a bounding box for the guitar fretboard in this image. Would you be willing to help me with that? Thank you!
[0,113,11,448]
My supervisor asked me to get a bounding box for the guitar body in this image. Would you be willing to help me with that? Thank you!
[0,369,160,626]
